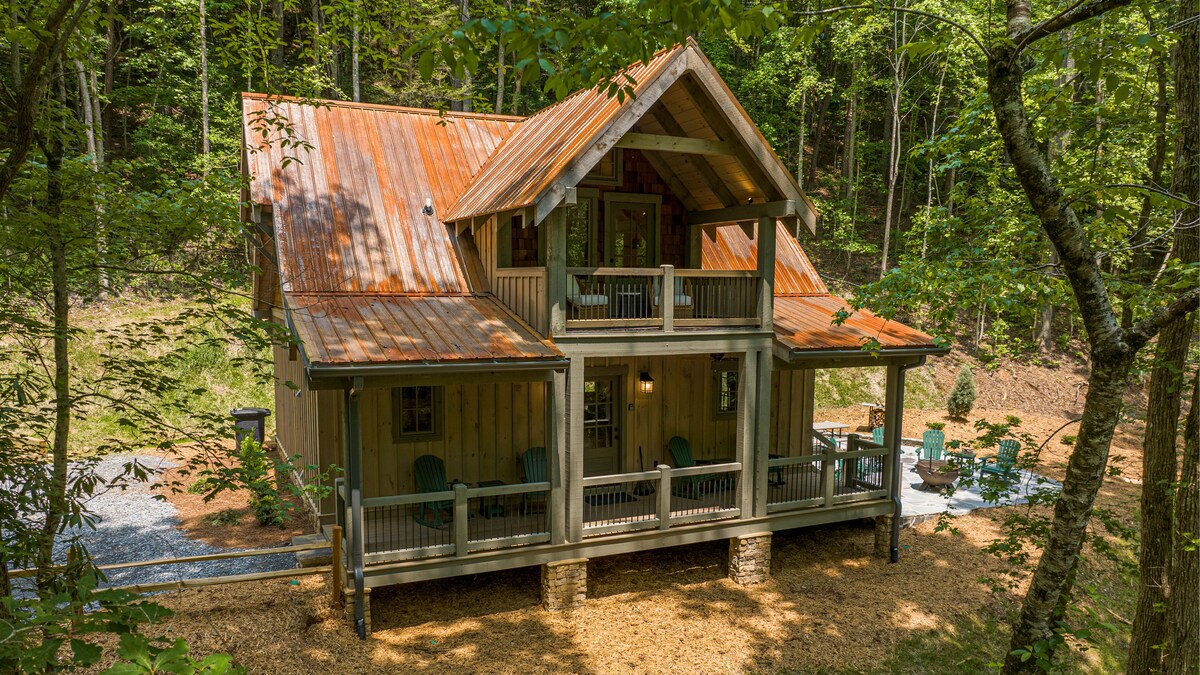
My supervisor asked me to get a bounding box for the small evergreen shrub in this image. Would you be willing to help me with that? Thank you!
[946,366,977,420]
[239,439,285,526]
[926,421,946,431]
[1061,435,1077,446]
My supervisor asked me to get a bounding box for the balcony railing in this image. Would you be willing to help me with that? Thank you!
[766,434,890,513]
[565,265,760,331]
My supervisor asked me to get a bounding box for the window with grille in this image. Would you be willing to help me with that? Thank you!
[392,386,442,442]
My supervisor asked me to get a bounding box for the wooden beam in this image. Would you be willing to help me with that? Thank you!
[615,132,738,156]
[688,200,797,226]
[648,104,739,207]
[638,147,701,212]
[757,214,775,333]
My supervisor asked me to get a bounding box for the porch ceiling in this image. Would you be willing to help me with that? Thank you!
[285,293,562,367]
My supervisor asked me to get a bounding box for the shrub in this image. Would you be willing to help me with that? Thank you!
[1061,435,1077,445]
[926,421,946,431]
[946,366,977,419]
[239,439,285,526]
[208,508,244,526]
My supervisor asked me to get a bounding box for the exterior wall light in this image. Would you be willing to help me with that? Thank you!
[639,371,654,395]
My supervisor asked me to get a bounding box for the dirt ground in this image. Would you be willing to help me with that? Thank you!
[151,443,309,549]
[134,475,1140,675]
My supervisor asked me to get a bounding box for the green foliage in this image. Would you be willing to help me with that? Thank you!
[926,421,945,431]
[103,634,243,675]
[190,439,339,528]
[946,366,976,419]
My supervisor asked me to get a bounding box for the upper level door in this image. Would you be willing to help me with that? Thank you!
[604,194,661,268]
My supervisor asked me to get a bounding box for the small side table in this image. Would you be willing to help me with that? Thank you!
[946,450,977,478]
[477,480,507,518]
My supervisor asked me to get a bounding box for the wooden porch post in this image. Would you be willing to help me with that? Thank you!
[566,355,585,542]
[753,348,773,517]
[882,363,907,563]
[549,368,568,544]
[344,377,367,638]
[547,207,567,336]
[735,351,757,518]
[799,369,815,455]
[757,215,775,332]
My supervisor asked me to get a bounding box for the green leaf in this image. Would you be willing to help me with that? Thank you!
[418,51,434,80]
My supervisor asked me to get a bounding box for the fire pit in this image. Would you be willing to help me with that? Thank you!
[914,459,960,492]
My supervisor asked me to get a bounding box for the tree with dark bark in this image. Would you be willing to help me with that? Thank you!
[982,1,1200,671]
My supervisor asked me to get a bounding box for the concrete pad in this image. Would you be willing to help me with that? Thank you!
[292,532,332,567]
[896,444,1060,527]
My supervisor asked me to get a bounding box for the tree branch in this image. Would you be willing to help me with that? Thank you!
[1127,287,1200,349]
[1013,0,1133,54]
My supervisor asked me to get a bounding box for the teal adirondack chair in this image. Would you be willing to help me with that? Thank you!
[872,427,885,446]
[812,429,843,484]
[414,455,453,528]
[668,436,716,499]
[922,429,945,461]
[521,447,548,515]
[981,439,1021,477]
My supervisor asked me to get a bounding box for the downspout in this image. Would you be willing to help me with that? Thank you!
[889,356,927,563]
[345,377,366,638]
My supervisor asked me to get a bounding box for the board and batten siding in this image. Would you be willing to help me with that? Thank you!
[582,357,814,472]
[272,343,342,523]
[356,381,548,498]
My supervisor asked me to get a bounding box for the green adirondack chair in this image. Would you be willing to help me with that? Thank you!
[981,439,1021,477]
[872,426,885,446]
[521,447,548,515]
[922,429,945,461]
[414,454,453,528]
[668,436,716,499]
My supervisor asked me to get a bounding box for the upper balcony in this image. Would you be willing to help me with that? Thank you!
[563,265,761,331]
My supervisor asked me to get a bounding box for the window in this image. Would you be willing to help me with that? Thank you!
[565,190,597,267]
[603,192,662,268]
[582,148,622,186]
[714,362,738,418]
[392,386,442,442]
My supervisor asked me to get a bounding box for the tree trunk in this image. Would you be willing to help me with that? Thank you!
[880,9,907,279]
[200,0,210,157]
[986,5,1158,671]
[495,32,505,113]
[36,135,70,591]
[921,68,945,260]
[840,58,857,200]
[1165,5,1199,670]
[459,0,471,112]
[351,1,360,102]
[1167,373,1199,674]
[1126,13,1189,668]
[271,0,284,74]
[796,88,806,190]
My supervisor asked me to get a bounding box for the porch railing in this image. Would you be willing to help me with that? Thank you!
[766,434,889,513]
[565,266,760,331]
[581,462,742,537]
[336,479,552,565]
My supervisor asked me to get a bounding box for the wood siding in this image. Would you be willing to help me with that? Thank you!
[272,343,341,521]
[769,368,815,457]
[356,381,548,498]
[494,268,547,334]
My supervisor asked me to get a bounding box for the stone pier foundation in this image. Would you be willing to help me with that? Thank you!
[541,558,587,611]
[728,532,772,585]
[874,515,895,559]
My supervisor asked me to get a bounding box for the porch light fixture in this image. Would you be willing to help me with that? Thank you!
[639,371,654,395]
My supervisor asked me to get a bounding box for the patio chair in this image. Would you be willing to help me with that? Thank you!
[872,426,885,447]
[667,436,716,499]
[414,454,453,528]
[921,429,945,461]
[651,276,694,319]
[981,439,1021,478]
[567,275,609,320]
[520,446,549,515]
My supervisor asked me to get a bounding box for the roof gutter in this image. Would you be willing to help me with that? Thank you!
[786,345,949,363]
[307,357,570,381]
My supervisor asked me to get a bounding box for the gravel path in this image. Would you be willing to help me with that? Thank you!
[61,454,297,588]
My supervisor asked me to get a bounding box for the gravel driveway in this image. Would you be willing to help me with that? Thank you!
[61,454,298,588]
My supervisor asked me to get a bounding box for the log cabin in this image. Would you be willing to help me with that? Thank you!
[241,39,946,637]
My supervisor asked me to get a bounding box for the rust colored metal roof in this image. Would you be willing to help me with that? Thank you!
[774,295,937,352]
[286,294,561,366]
[242,95,520,295]
[444,45,685,222]
[700,220,828,295]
